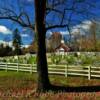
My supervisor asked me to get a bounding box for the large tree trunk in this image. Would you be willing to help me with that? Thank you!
[34,0,51,92]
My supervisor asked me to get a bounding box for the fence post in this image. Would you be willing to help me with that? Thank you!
[6,62,8,72]
[30,64,32,74]
[88,66,91,80]
[65,64,68,77]
[17,62,19,72]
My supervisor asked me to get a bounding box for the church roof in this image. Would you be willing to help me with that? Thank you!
[55,43,70,52]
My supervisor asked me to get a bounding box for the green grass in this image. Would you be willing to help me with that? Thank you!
[0,70,100,99]
[0,70,100,87]
[50,75,100,87]
[0,71,37,94]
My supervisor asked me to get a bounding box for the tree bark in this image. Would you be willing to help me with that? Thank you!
[34,0,51,92]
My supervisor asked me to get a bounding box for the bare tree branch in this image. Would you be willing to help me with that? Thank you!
[0,16,34,29]
[46,24,68,30]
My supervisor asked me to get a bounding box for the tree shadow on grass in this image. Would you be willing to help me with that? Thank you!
[50,85,100,93]
[27,85,100,97]
[27,76,100,96]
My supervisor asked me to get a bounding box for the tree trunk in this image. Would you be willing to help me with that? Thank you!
[34,0,51,92]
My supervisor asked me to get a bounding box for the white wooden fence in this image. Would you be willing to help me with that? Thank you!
[0,62,100,80]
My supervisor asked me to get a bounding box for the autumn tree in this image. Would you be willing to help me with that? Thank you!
[89,21,97,51]
[48,32,62,51]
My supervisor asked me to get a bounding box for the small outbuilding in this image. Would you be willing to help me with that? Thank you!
[55,40,70,54]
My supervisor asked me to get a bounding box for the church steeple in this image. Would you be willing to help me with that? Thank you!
[61,39,64,44]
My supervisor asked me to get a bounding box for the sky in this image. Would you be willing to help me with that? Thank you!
[0,0,100,45]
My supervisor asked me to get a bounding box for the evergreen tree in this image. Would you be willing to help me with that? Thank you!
[12,28,22,55]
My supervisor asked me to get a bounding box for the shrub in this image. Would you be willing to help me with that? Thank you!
[65,55,77,65]
[27,56,36,64]
[51,54,62,64]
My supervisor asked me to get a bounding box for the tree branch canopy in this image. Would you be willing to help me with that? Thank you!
[0,7,34,30]
[46,24,69,30]
[0,16,34,29]
[0,0,99,31]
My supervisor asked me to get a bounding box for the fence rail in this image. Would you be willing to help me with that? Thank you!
[0,62,100,80]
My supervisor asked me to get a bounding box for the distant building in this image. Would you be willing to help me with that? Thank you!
[55,40,70,54]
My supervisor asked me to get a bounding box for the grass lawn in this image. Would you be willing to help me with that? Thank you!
[0,70,100,99]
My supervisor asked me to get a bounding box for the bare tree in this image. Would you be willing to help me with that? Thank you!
[49,32,62,51]
[89,21,97,51]
[34,0,51,92]
[0,0,99,92]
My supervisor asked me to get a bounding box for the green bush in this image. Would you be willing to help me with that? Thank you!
[65,55,77,65]
[51,54,62,64]
[27,56,36,64]
[80,55,94,65]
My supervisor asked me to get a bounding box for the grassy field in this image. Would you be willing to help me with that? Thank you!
[0,71,100,99]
